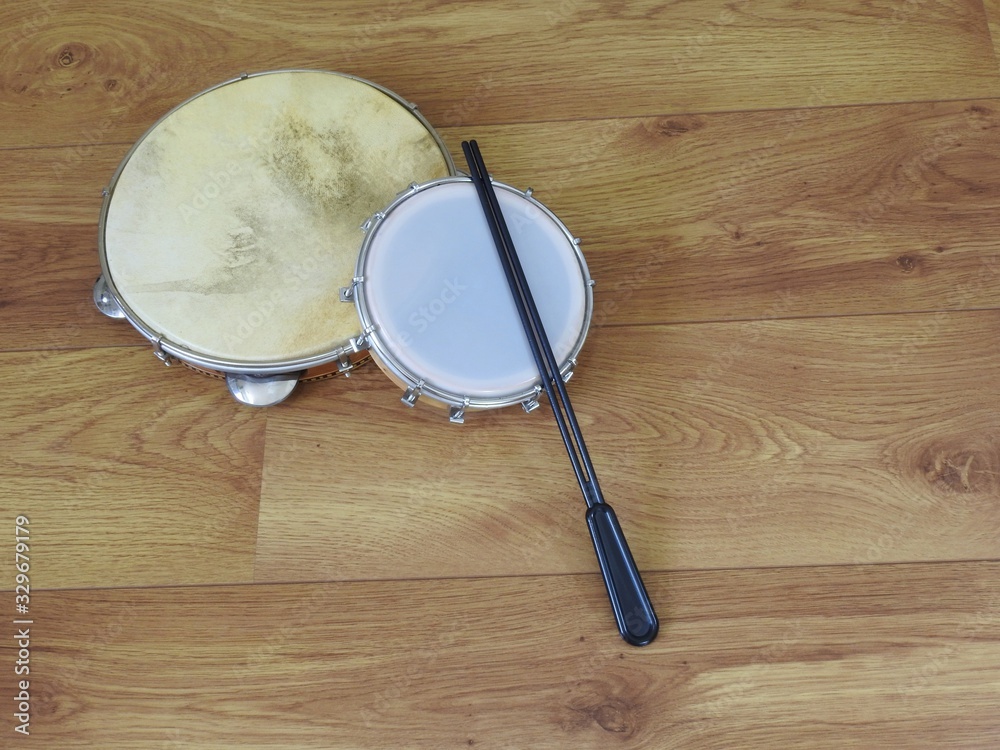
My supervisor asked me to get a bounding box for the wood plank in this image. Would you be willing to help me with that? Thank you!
[1,0,998,150]
[255,310,1000,583]
[4,99,999,352]
[0,348,264,589]
[986,0,1000,61]
[4,563,998,748]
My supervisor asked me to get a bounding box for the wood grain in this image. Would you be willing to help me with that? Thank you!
[986,0,1000,61]
[4,99,1000,353]
[255,310,1000,583]
[445,99,1000,327]
[1,0,998,149]
[4,563,997,748]
[0,348,264,589]
[3,1,1000,746]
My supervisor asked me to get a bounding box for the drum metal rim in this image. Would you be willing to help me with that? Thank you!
[353,176,594,411]
[96,69,457,375]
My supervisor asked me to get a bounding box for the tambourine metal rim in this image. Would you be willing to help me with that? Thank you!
[352,176,594,411]
[95,69,457,376]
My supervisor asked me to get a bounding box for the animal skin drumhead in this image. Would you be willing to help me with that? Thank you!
[102,71,452,364]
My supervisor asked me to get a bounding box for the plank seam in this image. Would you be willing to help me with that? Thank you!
[3,97,1000,154]
[16,558,1000,595]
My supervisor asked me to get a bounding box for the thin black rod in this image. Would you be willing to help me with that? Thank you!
[464,141,586,479]
[466,140,605,505]
[468,140,595,477]
[461,141,591,501]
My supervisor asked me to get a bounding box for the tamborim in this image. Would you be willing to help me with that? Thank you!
[349,177,593,423]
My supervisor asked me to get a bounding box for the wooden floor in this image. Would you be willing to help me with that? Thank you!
[2,1,1000,747]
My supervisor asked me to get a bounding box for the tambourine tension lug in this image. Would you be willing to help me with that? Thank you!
[151,336,176,367]
[336,351,354,377]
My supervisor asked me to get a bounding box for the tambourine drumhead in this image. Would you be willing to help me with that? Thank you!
[356,179,592,409]
[100,70,453,367]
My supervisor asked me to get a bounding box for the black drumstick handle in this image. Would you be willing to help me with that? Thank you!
[586,502,659,646]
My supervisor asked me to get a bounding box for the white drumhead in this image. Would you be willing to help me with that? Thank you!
[101,71,452,365]
[358,180,590,406]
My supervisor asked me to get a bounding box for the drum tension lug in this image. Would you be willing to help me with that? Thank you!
[449,398,470,425]
[339,286,354,302]
[336,352,353,377]
[401,380,425,408]
[562,358,577,383]
[522,386,542,413]
[151,336,176,367]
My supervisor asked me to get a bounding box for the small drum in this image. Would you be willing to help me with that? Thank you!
[94,70,454,405]
[349,177,593,423]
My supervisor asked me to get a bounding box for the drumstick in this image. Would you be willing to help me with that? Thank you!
[461,140,659,647]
